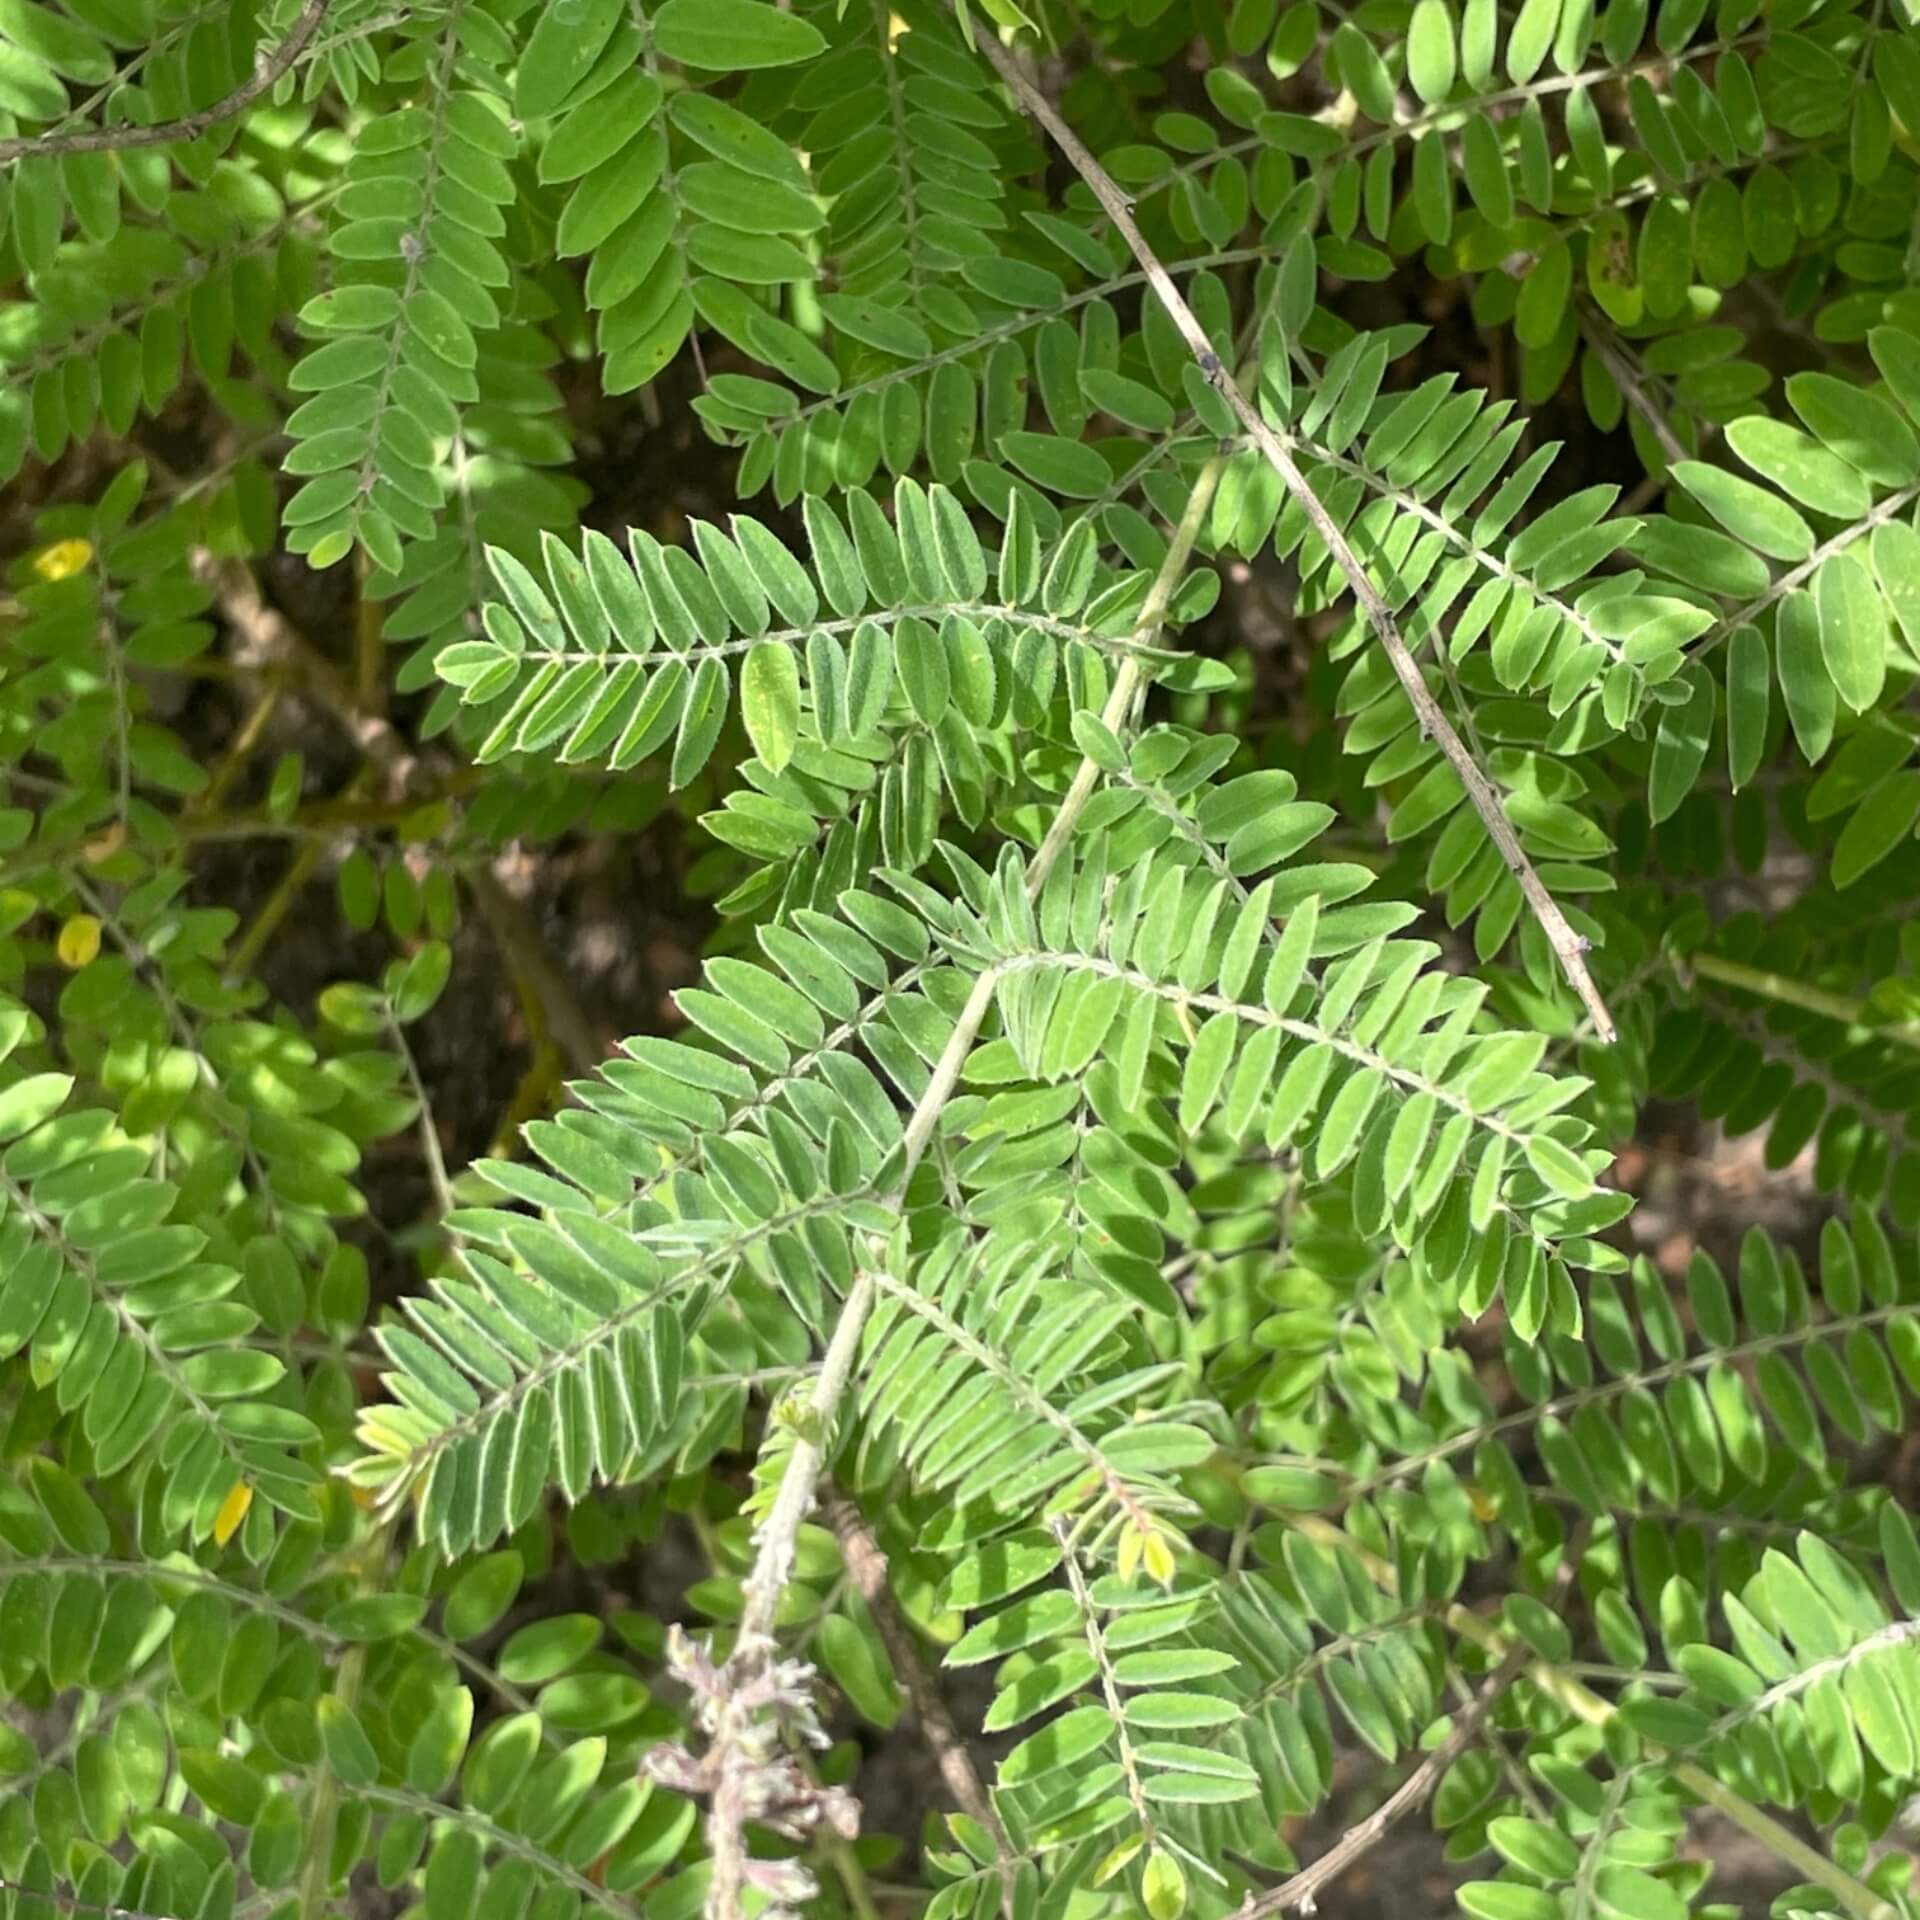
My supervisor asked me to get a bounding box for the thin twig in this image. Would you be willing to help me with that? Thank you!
[192,680,286,813]
[208,559,615,1080]
[1237,1644,1529,1920]
[824,1494,1017,1915]
[1028,455,1226,886]
[1054,1518,1162,1870]
[202,552,410,780]
[0,0,332,163]
[828,1840,885,1920]
[186,775,485,843]
[463,864,605,1077]
[0,1885,207,1920]
[204,559,614,1091]
[485,1040,567,1159]
[297,1520,394,1920]
[1446,1659,1552,1823]
[1242,1519,1590,1919]
[1577,307,1688,469]
[356,548,388,718]
[1285,1511,1900,1920]
[699,453,1226,1920]
[965,20,1618,1045]
[387,1009,455,1217]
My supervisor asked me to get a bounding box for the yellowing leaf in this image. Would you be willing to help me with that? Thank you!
[33,539,92,582]
[1142,1530,1178,1589]
[56,915,102,968]
[213,1480,253,1546]
[1143,1849,1187,1920]
[1093,1836,1145,1886]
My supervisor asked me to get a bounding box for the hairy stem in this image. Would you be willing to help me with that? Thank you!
[701,453,1225,1920]
[823,1492,1014,1892]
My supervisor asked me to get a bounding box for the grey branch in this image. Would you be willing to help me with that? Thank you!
[1235,1644,1529,1920]
[1577,308,1689,469]
[1242,1520,1587,1919]
[824,1493,1019,1916]
[0,0,332,165]
[964,18,1619,1045]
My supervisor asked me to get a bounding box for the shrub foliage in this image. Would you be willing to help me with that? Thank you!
[2,1,1920,1919]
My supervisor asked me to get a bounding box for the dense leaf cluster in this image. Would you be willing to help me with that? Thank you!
[2,1,1920,1919]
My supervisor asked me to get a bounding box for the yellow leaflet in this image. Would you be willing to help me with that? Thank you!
[56,915,102,968]
[1141,1531,1177,1589]
[213,1480,253,1546]
[32,539,92,582]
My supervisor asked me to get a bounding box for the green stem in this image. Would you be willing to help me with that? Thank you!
[1690,951,1920,1056]
[298,1640,366,1920]
[830,1839,885,1920]
[296,1517,401,1920]
[388,1007,455,1218]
